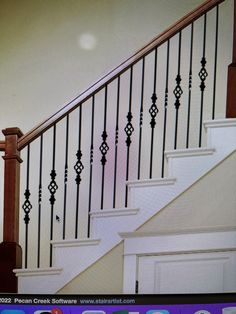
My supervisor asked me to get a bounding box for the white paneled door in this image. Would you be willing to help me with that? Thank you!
[138,251,236,294]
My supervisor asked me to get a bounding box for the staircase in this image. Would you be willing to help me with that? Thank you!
[14,118,236,293]
[0,0,236,294]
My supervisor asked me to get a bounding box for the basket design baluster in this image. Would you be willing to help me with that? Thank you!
[125,111,134,147]
[199,57,208,91]
[48,169,58,206]
[74,150,84,185]
[99,131,109,166]
[173,74,183,110]
[22,189,32,225]
[149,93,159,129]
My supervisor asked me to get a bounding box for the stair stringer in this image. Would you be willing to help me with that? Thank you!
[14,118,236,294]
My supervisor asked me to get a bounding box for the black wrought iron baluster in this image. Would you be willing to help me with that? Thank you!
[173,31,183,150]
[198,13,208,147]
[37,135,43,268]
[48,125,58,267]
[63,115,69,240]
[161,40,170,178]
[74,105,84,238]
[212,5,219,120]
[113,76,120,208]
[88,96,95,237]
[137,58,145,180]
[22,144,32,268]
[149,48,159,179]
[186,23,194,149]
[99,85,109,209]
[124,66,134,206]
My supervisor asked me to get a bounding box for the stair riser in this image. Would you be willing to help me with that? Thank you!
[16,119,236,294]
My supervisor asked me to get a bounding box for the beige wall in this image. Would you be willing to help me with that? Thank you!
[139,150,236,233]
[58,242,124,294]
[0,0,203,133]
[58,150,236,293]
[0,0,208,243]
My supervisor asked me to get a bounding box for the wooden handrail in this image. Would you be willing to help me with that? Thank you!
[18,0,225,150]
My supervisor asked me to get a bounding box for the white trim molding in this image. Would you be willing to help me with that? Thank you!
[14,267,63,277]
[126,177,176,188]
[122,227,236,293]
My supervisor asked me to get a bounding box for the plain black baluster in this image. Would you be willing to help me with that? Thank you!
[74,105,84,238]
[37,135,43,268]
[63,115,69,239]
[124,67,134,207]
[113,76,120,208]
[137,58,145,180]
[22,144,32,268]
[161,40,170,178]
[173,31,183,150]
[88,96,95,237]
[149,48,159,179]
[186,23,194,149]
[212,5,219,120]
[99,86,109,210]
[198,13,208,147]
[48,125,58,267]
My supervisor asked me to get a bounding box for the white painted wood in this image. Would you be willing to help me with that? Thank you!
[138,252,236,293]
[14,267,63,294]
[90,208,139,218]
[126,177,176,188]
[123,255,137,294]
[90,207,139,239]
[204,119,236,153]
[14,267,62,276]
[122,229,236,294]
[165,147,215,159]
[204,118,236,128]
[16,119,236,294]
[51,238,100,248]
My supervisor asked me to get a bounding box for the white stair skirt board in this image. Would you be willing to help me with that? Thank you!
[16,119,236,293]
[121,227,236,294]
[14,268,63,295]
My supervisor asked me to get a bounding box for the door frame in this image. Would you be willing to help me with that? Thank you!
[121,227,236,293]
